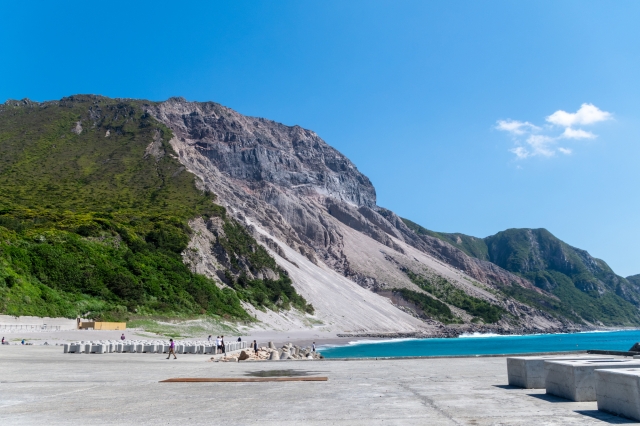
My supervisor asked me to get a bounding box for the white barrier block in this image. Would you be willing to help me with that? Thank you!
[507,355,613,388]
[596,368,640,421]
[546,359,640,401]
[143,345,156,353]
[63,344,69,354]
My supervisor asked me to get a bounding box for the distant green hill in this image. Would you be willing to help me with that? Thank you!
[403,219,640,326]
[628,274,640,287]
[0,96,311,321]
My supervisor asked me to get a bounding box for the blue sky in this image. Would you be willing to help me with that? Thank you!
[1,1,639,276]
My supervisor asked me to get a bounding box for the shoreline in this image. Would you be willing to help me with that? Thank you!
[4,325,638,349]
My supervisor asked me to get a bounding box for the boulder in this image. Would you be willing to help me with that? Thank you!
[629,343,640,352]
[238,351,250,361]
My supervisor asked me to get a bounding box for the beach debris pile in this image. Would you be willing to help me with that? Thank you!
[213,342,323,362]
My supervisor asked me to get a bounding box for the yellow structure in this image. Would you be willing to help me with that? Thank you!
[79,322,126,330]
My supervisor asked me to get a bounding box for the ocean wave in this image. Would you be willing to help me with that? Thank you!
[346,338,418,346]
[316,337,418,350]
[458,332,523,338]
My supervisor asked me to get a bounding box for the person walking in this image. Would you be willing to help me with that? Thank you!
[166,338,177,360]
[215,336,221,354]
[221,335,225,354]
[312,342,316,352]
[253,339,258,355]
[208,335,212,342]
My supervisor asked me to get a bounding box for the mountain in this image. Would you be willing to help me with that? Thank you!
[0,96,311,321]
[404,220,640,326]
[1,94,637,333]
[628,274,640,287]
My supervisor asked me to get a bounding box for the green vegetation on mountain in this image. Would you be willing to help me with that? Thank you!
[0,96,311,320]
[402,218,489,260]
[628,274,640,287]
[392,288,459,324]
[403,218,640,326]
[219,221,313,313]
[404,270,505,323]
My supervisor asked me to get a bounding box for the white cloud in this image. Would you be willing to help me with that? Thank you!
[561,127,596,140]
[498,103,612,160]
[526,134,556,157]
[546,103,612,127]
[510,146,530,159]
[496,119,540,135]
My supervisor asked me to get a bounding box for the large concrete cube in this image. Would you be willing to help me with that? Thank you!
[507,355,613,388]
[143,345,156,353]
[90,344,105,354]
[596,368,640,421]
[545,359,640,401]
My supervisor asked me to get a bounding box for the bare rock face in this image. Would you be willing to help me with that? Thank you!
[147,98,573,332]
[153,97,376,207]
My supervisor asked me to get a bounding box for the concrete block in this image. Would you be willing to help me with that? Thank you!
[84,344,91,354]
[135,344,144,353]
[634,355,640,359]
[63,344,69,354]
[507,355,613,388]
[122,344,135,353]
[545,359,640,401]
[596,368,640,421]
[143,345,156,353]
[90,344,105,354]
[69,344,83,353]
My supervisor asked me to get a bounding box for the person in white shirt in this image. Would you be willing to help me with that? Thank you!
[215,336,221,354]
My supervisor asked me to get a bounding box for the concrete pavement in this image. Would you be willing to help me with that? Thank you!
[0,346,637,425]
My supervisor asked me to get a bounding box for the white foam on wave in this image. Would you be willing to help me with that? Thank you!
[347,338,418,346]
[458,332,521,338]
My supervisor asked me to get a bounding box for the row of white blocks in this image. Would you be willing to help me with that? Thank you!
[64,340,248,354]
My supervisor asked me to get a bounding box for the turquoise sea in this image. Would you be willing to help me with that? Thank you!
[319,330,640,358]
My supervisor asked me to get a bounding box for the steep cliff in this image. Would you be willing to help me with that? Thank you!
[3,94,634,332]
[147,98,577,331]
